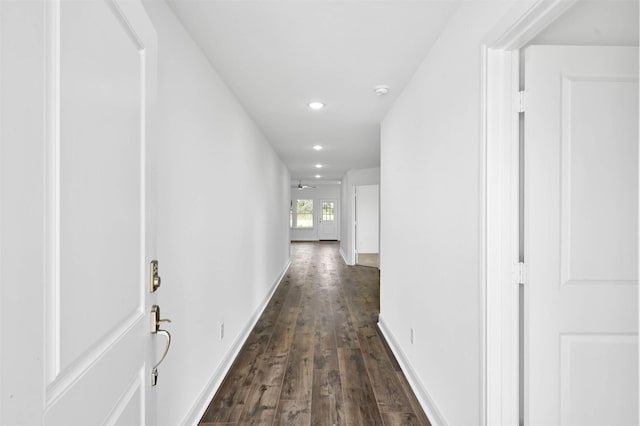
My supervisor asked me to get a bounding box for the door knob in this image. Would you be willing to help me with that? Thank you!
[150,305,172,386]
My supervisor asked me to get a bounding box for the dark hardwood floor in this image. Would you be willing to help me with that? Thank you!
[199,242,430,426]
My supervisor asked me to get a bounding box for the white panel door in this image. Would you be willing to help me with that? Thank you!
[525,45,638,426]
[40,1,157,424]
[355,185,380,253]
[318,199,338,240]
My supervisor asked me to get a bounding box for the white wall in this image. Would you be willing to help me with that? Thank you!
[290,184,341,241]
[347,167,381,187]
[340,167,380,265]
[378,3,515,425]
[355,185,380,254]
[143,2,291,425]
[530,0,638,46]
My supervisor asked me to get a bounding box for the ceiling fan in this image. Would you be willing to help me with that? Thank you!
[296,180,316,190]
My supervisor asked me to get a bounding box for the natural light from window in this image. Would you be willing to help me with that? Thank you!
[291,199,313,229]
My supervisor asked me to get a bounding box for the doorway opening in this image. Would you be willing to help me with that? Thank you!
[354,184,380,269]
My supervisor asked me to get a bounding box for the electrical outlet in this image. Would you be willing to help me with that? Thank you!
[220,322,225,341]
[410,328,415,344]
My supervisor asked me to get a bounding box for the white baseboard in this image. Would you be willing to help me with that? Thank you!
[339,247,353,265]
[180,259,292,426]
[377,314,448,426]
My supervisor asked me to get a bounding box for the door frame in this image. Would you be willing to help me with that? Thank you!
[351,186,357,263]
[354,184,380,260]
[481,1,578,424]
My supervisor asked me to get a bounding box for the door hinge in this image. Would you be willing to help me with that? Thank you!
[515,262,526,285]
[517,90,525,113]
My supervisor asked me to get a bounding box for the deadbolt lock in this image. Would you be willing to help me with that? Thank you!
[150,260,161,293]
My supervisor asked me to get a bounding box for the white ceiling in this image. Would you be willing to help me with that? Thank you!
[167,0,459,181]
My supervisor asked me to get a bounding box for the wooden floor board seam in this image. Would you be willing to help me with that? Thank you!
[236,271,295,425]
[270,259,310,426]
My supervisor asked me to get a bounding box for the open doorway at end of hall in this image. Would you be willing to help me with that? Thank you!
[354,184,380,268]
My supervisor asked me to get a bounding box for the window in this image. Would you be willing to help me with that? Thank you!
[291,199,314,229]
[322,201,335,221]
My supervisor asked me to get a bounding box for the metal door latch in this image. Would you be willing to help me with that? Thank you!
[150,304,172,386]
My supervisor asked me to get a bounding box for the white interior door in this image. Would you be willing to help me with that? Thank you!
[49,1,159,423]
[355,185,380,253]
[318,199,338,240]
[525,45,638,426]
[0,1,159,424]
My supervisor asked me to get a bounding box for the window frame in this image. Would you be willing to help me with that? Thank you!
[290,198,314,229]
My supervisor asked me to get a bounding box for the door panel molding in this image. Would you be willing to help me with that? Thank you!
[45,0,153,386]
[103,368,145,426]
[44,320,146,423]
[45,0,62,386]
[560,75,639,287]
[559,333,638,426]
[45,311,144,407]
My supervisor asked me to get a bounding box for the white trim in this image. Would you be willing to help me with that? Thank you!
[483,47,521,426]
[180,259,291,426]
[479,44,488,426]
[339,247,353,266]
[351,186,357,264]
[484,0,578,50]
[377,315,447,426]
[482,1,576,424]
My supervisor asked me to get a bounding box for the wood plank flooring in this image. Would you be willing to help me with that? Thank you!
[199,242,430,426]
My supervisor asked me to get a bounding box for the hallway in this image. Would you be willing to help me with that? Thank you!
[2,1,637,424]
[199,242,430,426]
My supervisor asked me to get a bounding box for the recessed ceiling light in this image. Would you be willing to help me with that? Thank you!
[374,85,390,96]
[308,101,324,110]
[315,164,323,169]
[313,145,323,151]
[315,174,321,179]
